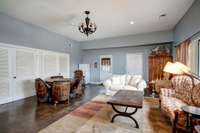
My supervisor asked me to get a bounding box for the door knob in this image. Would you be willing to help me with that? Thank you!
[13,76,16,79]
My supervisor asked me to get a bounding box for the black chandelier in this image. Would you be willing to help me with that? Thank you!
[78,11,97,36]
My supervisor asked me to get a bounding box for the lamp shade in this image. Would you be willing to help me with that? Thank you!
[163,62,183,74]
[174,62,190,73]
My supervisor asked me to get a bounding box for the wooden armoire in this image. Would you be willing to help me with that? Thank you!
[148,51,172,81]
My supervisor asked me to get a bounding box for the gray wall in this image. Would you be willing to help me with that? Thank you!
[0,13,82,77]
[82,44,172,82]
[174,0,200,44]
[81,30,173,50]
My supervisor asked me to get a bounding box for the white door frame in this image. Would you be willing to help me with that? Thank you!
[100,55,113,82]
[126,53,143,75]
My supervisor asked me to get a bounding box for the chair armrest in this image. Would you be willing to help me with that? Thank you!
[155,80,172,93]
[136,80,147,91]
[160,88,175,97]
[103,79,112,89]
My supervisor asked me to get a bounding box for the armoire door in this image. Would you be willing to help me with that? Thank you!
[0,47,13,104]
[14,48,37,100]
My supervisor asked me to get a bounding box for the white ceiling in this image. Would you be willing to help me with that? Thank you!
[0,0,194,42]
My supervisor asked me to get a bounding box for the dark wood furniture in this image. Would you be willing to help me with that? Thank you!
[45,78,71,103]
[45,78,71,85]
[148,51,172,81]
[107,90,143,128]
[71,70,85,96]
[74,70,83,81]
[182,106,200,133]
[35,78,50,103]
[52,81,71,105]
[148,80,156,97]
[50,75,64,79]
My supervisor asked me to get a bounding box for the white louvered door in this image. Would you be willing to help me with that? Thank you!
[59,54,70,78]
[43,52,59,77]
[0,43,71,104]
[0,47,12,104]
[14,48,37,100]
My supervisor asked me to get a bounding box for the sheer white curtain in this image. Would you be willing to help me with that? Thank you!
[188,40,198,74]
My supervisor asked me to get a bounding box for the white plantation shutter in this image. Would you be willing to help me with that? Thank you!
[59,54,70,77]
[44,53,59,77]
[0,43,71,104]
[0,48,11,104]
[15,49,36,99]
[16,50,36,79]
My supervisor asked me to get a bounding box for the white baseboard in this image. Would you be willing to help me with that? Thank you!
[89,82,102,85]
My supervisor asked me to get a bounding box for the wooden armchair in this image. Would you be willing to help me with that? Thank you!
[35,78,49,103]
[52,81,70,105]
[70,70,85,97]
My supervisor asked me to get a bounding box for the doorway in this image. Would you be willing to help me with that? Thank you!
[100,55,112,82]
[126,53,143,75]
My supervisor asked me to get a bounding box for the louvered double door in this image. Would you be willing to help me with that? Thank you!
[0,47,36,103]
[0,47,14,104]
[0,44,70,104]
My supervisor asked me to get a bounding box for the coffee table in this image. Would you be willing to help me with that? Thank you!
[107,90,143,128]
[182,106,200,133]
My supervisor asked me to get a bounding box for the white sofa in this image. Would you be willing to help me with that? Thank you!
[103,74,147,96]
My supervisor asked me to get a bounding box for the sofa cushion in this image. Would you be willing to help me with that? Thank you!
[123,85,138,91]
[192,83,200,107]
[109,84,124,91]
[111,75,121,85]
[128,75,142,87]
[160,88,175,97]
[120,75,126,86]
[172,75,193,105]
[125,75,132,85]
[161,96,187,119]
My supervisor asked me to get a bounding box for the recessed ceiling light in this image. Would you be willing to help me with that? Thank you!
[130,21,135,25]
[159,14,167,19]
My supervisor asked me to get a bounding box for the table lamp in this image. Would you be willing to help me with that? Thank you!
[163,62,183,75]
[163,61,200,87]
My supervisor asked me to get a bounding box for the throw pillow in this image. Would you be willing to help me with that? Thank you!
[120,75,126,86]
[125,75,132,85]
[111,75,121,85]
[128,75,142,87]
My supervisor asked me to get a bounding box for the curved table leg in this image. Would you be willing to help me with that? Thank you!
[111,104,139,128]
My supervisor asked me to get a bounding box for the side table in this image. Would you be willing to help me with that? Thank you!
[182,106,200,133]
[148,80,156,97]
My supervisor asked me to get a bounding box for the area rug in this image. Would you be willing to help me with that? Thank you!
[39,95,171,133]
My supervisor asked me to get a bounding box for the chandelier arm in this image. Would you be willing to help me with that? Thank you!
[78,27,84,33]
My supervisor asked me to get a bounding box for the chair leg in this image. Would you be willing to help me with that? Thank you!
[172,122,176,133]
[54,101,58,106]
[159,99,161,109]
[65,98,69,105]
[172,111,178,133]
